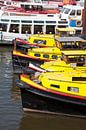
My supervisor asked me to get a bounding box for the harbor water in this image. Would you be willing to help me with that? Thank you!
[0,46,86,130]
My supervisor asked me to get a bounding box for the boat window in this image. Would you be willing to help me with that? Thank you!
[70,10,75,16]
[46,21,56,23]
[46,25,55,34]
[64,8,70,14]
[61,7,66,13]
[43,54,49,58]
[47,15,54,17]
[68,57,85,66]
[81,42,86,49]
[68,57,77,62]
[33,39,46,45]
[21,20,32,23]
[34,25,43,34]
[34,21,44,23]
[34,53,40,57]
[6,1,11,5]
[77,10,81,16]
[72,77,86,81]
[21,4,43,11]
[1,19,9,22]
[21,25,31,34]
[52,55,58,59]
[0,1,4,4]
[11,20,20,23]
[0,23,7,31]
[62,42,78,49]
[9,24,19,33]
[51,84,60,88]
[67,87,79,93]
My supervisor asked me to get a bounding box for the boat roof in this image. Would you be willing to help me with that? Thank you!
[55,37,84,42]
[62,50,86,56]
[63,4,84,10]
[56,27,75,32]
[39,71,86,83]
[31,47,61,54]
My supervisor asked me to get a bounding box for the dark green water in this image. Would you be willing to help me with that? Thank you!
[0,46,86,130]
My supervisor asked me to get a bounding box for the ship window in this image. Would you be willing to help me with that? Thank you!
[64,8,70,14]
[70,10,75,16]
[34,21,44,23]
[52,55,58,59]
[1,19,9,22]
[21,25,31,34]
[72,77,86,81]
[34,53,40,57]
[33,39,46,44]
[0,1,4,4]
[6,1,11,5]
[68,57,77,62]
[46,21,56,23]
[47,15,54,17]
[34,25,43,34]
[51,84,60,88]
[21,20,32,23]
[0,23,7,31]
[67,87,79,93]
[81,42,86,49]
[77,10,81,16]
[11,20,20,23]
[43,54,49,58]
[9,24,19,33]
[62,42,78,49]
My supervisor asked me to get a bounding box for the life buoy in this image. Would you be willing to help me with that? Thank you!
[76,20,82,27]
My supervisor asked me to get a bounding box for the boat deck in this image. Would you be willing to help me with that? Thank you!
[0,40,12,45]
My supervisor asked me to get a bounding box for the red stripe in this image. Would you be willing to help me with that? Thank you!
[22,74,86,101]
[13,53,52,61]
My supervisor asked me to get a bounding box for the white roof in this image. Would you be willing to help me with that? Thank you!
[63,4,84,10]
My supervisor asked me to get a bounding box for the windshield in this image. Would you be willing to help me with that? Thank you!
[61,7,66,13]
[64,8,71,14]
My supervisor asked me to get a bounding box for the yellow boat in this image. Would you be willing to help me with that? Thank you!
[16,69,86,117]
[27,27,76,47]
[12,47,61,73]
[13,27,76,48]
[28,50,86,73]
[12,36,86,73]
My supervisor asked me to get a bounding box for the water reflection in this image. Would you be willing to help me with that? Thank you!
[19,112,86,130]
[0,47,22,130]
[11,74,21,101]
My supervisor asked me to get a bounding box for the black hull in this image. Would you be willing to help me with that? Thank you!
[12,54,44,73]
[16,80,86,118]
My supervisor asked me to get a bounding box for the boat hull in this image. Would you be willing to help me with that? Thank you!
[16,80,86,118]
[12,54,45,73]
